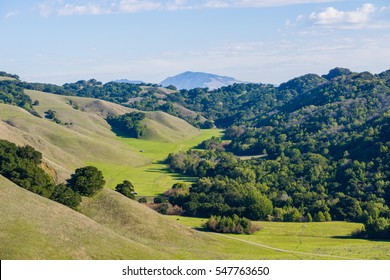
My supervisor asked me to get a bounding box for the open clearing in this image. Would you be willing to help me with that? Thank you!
[90,129,223,195]
[166,216,390,260]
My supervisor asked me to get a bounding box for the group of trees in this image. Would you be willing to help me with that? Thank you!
[166,143,389,227]
[0,80,40,117]
[0,139,105,209]
[204,215,259,234]
[106,112,146,138]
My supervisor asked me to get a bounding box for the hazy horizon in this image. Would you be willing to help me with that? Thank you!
[1,0,390,85]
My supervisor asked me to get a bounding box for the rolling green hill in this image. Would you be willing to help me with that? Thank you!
[1,174,306,260]
[1,70,389,260]
[5,174,383,260]
[0,89,205,188]
[0,175,166,259]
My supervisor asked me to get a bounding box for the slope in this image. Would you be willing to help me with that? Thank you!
[2,175,297,260]
[26,89,201,143]
[0,90,202,185]
[0,175,167,259]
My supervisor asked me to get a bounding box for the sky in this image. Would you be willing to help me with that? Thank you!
[0,0,390,85]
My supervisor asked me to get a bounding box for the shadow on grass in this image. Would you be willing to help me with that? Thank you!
[331,236,390,242]
[145,166,197,183]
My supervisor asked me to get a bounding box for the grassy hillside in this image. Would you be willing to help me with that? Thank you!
[0,175,167,259]
[0,175,302,260]
[0,90,213,191]
[27,90,201,143]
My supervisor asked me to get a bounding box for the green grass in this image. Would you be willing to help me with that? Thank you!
[0,175,169,259]
[89,129,223,195]
[1,90,221,188]
[166,216,390,260]
[0,175,298,260]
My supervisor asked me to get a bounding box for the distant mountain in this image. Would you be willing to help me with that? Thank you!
[114,79,144,84]
[160,71,242,90]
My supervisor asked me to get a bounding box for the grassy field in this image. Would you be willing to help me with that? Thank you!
[1,90,222,192]
[89,129,223,195]
[166,216,390,260]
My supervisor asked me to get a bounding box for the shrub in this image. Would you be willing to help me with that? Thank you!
[115,180,136,199]
[67,166,105,197]
[204,215,260,234]
[154,196,167,203]
[50,183,81,209]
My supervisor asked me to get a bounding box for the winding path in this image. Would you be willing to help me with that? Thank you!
[212,233,359,260]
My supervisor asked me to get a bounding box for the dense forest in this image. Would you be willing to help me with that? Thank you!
[1,68,389,238]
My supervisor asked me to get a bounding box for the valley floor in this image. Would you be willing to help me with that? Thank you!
[89,129,223,196]
[167,216,390,260]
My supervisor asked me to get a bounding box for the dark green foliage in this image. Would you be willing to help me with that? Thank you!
[44,109,62,124]
[0,80,40,117]
[167,151,273,220]
[314,211,326,222]
[354,217,390,239]
[138,197,147,203]
[50,183,82,209]
[0,71,20,80]
[204,215,259,234]
[0,140,82,209]
[21,79,142,104]
[67,166,105,197]
[115,180,136,199]
[62,80,142,103]
[200,136,224,151]
[154,196,167,203]
[0,140,54,198]
[107,112,146,138]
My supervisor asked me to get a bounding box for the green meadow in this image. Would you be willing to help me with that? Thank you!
[89,129,223,195]
[166,215,390,260]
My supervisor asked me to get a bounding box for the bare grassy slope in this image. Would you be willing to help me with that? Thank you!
[80,188,229,259]
[0,90,200,181]
[0,175,261,260]
[0,175,168,259]
[26,90,201,143]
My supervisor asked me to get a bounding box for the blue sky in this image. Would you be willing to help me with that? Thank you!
[1,0,389,85]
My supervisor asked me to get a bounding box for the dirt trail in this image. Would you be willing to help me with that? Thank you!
[213,233,359,260]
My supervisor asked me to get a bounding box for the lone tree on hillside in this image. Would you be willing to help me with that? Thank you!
[67,166,105,197]
[115,180,136,199]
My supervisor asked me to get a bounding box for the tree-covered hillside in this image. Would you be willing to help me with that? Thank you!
[164,68,390,237]
[1,68,389,238]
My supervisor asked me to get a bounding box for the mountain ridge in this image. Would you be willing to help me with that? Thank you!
[160,71,242,90]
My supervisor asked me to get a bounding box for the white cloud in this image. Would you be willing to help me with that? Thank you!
[202,0,344,9]
[309,3,375,25]
[4,11,20,19]
[58,3,106,16]
[36,0,343,16]
[117,0,162,13]
[380,6,390,13]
